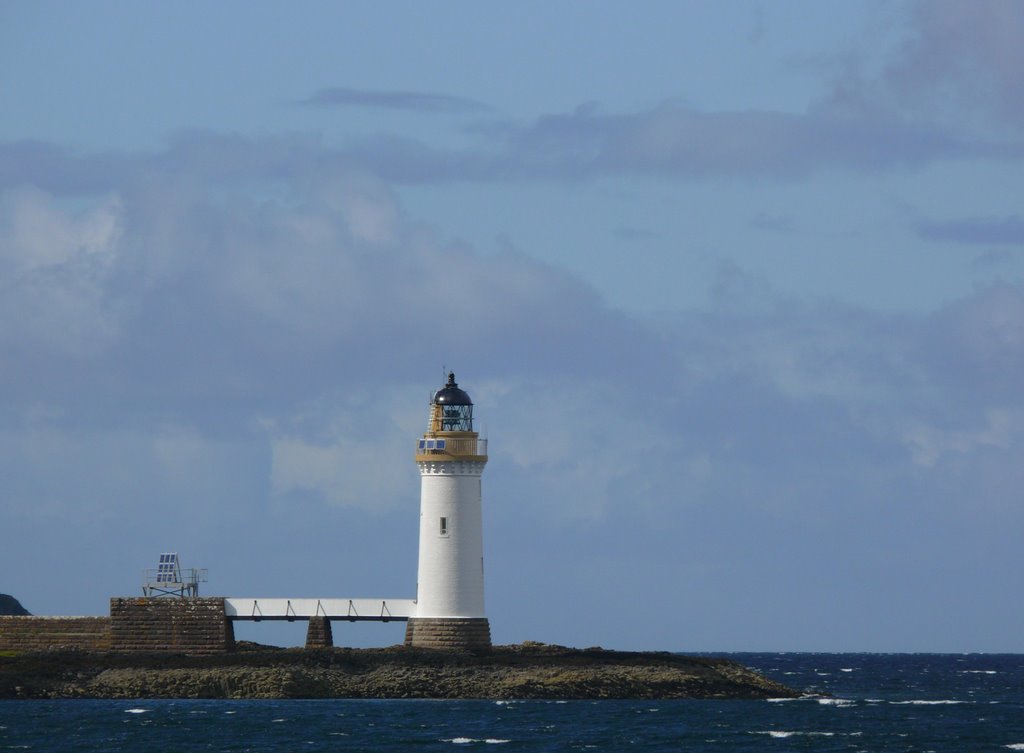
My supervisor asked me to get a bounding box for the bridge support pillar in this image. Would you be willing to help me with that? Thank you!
[305,616,333,648]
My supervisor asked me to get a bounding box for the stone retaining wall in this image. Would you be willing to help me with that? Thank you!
[109,598,234,654]
[0,616,112,651]
[404,618,491,652]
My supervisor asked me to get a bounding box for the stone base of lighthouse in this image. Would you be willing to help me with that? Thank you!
[404,618,491,652]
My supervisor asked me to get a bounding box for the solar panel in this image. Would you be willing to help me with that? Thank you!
[156,553,179,582]
[418,439,450,451]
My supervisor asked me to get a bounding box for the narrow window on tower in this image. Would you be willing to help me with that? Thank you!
[439,516,448,536]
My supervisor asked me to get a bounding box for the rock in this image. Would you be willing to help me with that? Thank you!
[0,643,801,700]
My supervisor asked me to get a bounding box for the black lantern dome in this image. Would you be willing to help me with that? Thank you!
[434,372,473,406]
[433,372,474,431]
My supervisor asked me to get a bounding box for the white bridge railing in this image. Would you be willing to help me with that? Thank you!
[223,597,416,621]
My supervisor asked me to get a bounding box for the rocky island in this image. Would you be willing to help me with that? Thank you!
[0,642,798,700]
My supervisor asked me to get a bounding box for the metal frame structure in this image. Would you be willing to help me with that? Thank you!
[142,552,208,598]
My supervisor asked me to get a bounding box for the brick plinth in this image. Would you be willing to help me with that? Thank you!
[404,618,491,652]
[109,597,235,654]
[305,617,334,648]
[0,616,112,651]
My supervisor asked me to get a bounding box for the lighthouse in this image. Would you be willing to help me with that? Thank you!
[404,372,492,651]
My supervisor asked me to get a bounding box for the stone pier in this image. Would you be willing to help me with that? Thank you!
[109,597,235,653]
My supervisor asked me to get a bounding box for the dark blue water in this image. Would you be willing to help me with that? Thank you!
[2,654,1022,751]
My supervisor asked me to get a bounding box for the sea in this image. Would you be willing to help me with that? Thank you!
[2,653,1022,752]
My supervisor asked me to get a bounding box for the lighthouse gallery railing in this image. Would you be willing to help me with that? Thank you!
[416,437,487,456]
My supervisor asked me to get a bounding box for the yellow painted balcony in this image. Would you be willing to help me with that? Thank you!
[415,436,488,461]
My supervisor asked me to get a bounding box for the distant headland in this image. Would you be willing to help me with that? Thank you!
[0,595,29,616]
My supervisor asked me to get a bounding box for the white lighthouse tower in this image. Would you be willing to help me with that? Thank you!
[404,372,491,651]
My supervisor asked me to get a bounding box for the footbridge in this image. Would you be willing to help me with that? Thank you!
[223,597,417,648]
[224,598,416,622]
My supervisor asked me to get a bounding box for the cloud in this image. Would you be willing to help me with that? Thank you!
[0,141,134,196]
[922,281,1024,402]
[823,1,1024,133]
[0,132,486,193]
[916,215,1024,246]
[284,6,1024,183]
[888,0,1024,128]
[3,140,1021,488]
[5,116,1017,204]
[299,86,490,114]
[4,6,1022,203]
[0,139,661,435]
[902,408,1023,467]
[3,139,1021,487]
[0,187,124,356]
[0,186,121,270]
[508,105,1010,178]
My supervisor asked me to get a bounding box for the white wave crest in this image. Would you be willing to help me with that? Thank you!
[890,700,963,705]
[124,709,149,714]
[443,739,510,745]
[962,670,997,674]
[817,698,854,706]
[1003,745,1024,751]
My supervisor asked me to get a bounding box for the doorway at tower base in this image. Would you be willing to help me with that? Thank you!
[404,618,491,652]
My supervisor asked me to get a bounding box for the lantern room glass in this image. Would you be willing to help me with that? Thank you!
[440,403,473,432]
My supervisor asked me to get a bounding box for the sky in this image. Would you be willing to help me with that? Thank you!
[1,0,1022,652]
